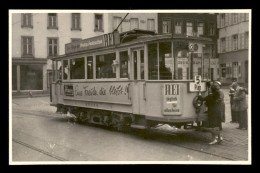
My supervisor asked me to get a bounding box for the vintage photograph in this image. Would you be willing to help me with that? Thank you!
[9,9,251,164]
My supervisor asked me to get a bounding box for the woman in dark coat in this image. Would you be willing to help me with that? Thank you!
[233,87,248,130]
[199,81,225,144]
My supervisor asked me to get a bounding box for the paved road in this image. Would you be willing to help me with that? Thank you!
[10,89,249,163]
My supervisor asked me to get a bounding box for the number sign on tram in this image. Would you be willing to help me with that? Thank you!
[189,75,206,92]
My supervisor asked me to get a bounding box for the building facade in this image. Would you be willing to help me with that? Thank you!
[108,13,158,33]
[157,13,219,81]
[217,13,249,85]
[11,12,157,95]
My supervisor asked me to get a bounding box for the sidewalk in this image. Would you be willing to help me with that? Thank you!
[12,91,50,98]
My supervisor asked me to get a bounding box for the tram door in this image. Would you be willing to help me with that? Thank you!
[131,48,145,114]
[132,49,145,80]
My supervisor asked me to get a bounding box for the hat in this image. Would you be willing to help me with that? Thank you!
[214,81,221,86]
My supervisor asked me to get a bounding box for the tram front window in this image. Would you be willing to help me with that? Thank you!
[96,53,116,79]
[63,60,68,80]
[148,43,158,80]
[120,51,128,78]
[148,42,173,80]
[70,57,85,79]
[159,42,173,80]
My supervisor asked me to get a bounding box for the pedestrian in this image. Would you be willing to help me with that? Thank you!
[229,81,238,123]
[233,86,248,130]
[198,81,225,145]
[231,82,240,125]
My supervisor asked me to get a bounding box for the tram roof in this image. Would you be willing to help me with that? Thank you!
[52,32,214,60]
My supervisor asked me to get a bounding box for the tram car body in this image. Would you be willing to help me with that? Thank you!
[50,29,214,130]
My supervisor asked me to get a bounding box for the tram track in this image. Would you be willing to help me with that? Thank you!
[12,138,68,161]
[12,110,238,161]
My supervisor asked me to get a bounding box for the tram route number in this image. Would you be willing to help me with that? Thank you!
[189,75,206,92]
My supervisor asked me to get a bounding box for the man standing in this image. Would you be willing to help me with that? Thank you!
[229,80,238,123]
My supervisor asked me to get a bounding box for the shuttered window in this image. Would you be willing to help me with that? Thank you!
[22,36,33,57]
[21,13,33,28]
[71,13,81,30]
[95,14,103,31]
[48,38,58,57]
[48,13,58,29]
[113,16,122,32]
[147,19,155,31]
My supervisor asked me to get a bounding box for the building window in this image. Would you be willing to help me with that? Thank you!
[162,20,171,33]
[130,18,139,30]
[22,36,33,57]
[232,34,238,51]
[48,38,58,57]
[197,22,204,36]
[113,16,122,32]
[120,51,128,78]
[232,13,238,24]
[21,13,33,28]
[174,21,182,34]
[221,38,226,53]
[96,53,116,79]
[220,64,226,78]
[70,57,85,79]
[232,62,239,79]
[246,13,249,21]
[12,65,17,90]
[147,19,155,31]
[220,14,225,28]
[208,23,215,35]
[71,13,81,30]
[87,56,93,79]
[20,65,43,90]
[48,13,58,29]
[186,22,193,36]
[94,14,103,32]
[71,38,82,43]
[245,32,249,49]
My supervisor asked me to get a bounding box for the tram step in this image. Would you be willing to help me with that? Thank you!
[130,124,146,129]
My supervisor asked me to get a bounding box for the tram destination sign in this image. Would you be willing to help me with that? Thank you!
[65,32,120,54]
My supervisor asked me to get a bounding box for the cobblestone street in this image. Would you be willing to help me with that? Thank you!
[11,88,250,162]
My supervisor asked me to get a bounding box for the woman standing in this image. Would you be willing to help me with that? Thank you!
[233,87,248,130]
[199,81,225,145]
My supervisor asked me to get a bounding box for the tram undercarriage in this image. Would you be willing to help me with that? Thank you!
[56,104,198,131]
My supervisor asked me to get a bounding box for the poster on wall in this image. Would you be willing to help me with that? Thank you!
[162,83,183,115]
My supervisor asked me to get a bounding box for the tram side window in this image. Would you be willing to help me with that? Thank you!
[120,51,128,78]
[70,57,85,79]
[159,42,173,80]
[96,53,116,79]
[148,43,158,80]
[87,56,93,79]
[140,50,144,79]
[63,60,69,80]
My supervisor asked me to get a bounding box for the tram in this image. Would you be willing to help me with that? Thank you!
[50,29,215,131]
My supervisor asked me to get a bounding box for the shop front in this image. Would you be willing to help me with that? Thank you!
[12,58,47,96]
[218,50,248,85]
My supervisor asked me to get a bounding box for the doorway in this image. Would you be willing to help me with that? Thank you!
[132,48,144,80]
